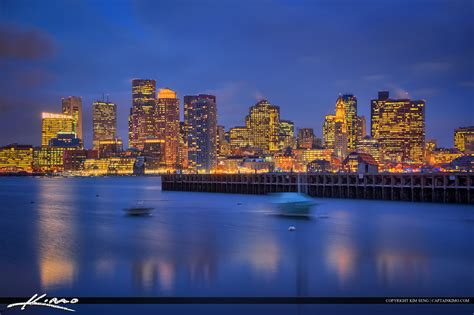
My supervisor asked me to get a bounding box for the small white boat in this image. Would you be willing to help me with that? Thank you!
[270,174,316,216]
[270,192,316,216]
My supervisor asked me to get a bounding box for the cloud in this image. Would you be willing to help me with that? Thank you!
[254,90,266,101]
[459,81,474,88]
[0,24,55,60]
[412,61,452,74]
[203,81,246,104]
[412,88,439,97]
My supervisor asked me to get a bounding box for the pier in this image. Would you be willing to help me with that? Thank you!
[161,173,473,204]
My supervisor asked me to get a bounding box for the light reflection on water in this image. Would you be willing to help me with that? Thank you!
[0,177,473,313]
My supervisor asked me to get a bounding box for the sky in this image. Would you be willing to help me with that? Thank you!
[0,0,473,148]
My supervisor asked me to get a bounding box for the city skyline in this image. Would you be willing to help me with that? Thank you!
[0,0,473,148]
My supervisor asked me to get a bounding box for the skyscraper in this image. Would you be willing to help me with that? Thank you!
[370,91,389,139]
[323,96,348,158]
[157,88,180,169]
[371,92,425,163]
[92,100,117,150]
[323,115,335,149]
[333,96,349,159]
[184,94,217,172]
[297,128,315,149]
[128,79,157,150]
[279,120,295,150]
[41,112,76,146]
[229,126,250,150]
[246,99,280,152]
[341,94,358,150]
[62,96,83,142]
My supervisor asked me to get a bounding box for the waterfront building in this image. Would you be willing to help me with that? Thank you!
[245,99,280,152]
[307,159,331,173]
[98,138,123,158]
[83,157,136,176]
[426,148,463,166]
[342,152,378,174]
[128,79,157,150]
[0,144,33,173]
[61,96,83,142]
[157,88,180,170]
[33,147,66,173]
[142,138,164,171]
[229,126,250,150]
[35,132,82,173]
[63,149,98,172]
[92,100,117,150]
[273,154,302,172]
[279,120,295,150]
[184,94,217,172]
[295,148,333,165]
[41,112,76,147]
[371,91,425,163]
[297,128,315,150]
[356,136,382,164]
[454,126,474,154]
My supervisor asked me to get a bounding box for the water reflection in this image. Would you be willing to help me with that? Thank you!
[0,177,466,299]
[376,250,428,287]
[37,180,78,290]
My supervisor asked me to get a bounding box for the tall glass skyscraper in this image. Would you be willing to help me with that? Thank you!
[92,100,117,150]
[184,94,217,172]
[128,79,157,150]
[157,88,180,169]
[246,99,280,152]
[371,91,425,163]
[61,96,83,142]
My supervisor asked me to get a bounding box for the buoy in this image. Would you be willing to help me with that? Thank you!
[96,194,99,197]
[288,226,296,231]
[237,202,242,205]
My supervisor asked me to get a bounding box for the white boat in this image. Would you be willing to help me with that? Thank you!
[270,192,316,216]
[270,174,316,216]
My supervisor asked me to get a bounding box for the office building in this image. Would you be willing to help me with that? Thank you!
[184,94,217,172]
[0,144,33,173]
[128,79,157,150]
[157,88,180,169]
[454,126,474,154]
[61,96,83,142]
[371,91,425,163]
[246,99,280,152]
[41,112,76,147]
[92,100,117,150]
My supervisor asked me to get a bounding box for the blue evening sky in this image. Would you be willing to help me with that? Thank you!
[0,0,473,148]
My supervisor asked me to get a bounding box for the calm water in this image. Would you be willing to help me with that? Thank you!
[0,177,472,314]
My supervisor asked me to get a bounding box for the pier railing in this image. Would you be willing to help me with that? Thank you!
[161,173,473,204]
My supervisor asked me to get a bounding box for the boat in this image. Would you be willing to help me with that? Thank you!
[123,201,154,216]
[270,174,316,216]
